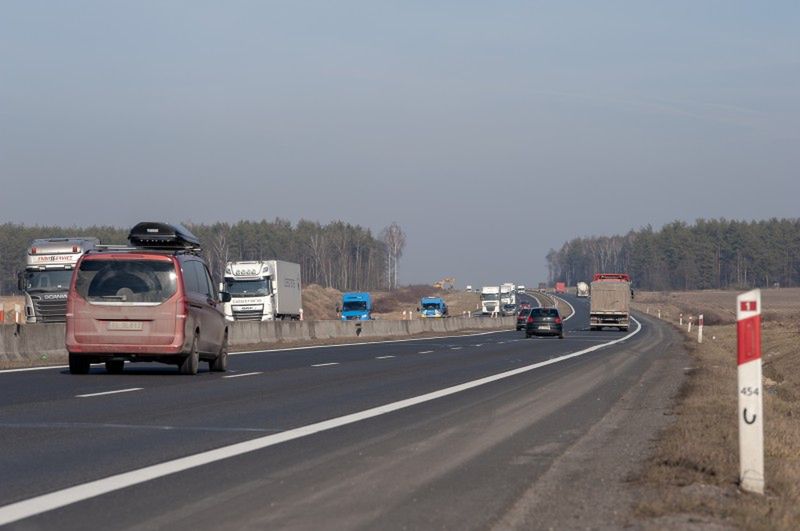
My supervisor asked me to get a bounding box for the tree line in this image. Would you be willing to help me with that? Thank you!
[546,218,800,291]
[0,219,407,295]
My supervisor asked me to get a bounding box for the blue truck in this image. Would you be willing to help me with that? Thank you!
[339,292,373,321]
[418,296,448,318]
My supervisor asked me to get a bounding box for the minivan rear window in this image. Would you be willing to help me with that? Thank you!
[75,259,177,304]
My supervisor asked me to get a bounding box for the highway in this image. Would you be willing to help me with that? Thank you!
[0,293,686,529]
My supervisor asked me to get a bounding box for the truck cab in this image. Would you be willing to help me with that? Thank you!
[339,292,373,321]
[480,286,500,315]
[19,237,99,323]
[221,260,302,321]
[418,297,447,318]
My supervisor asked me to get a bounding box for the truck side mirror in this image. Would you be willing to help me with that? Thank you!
[17,271,25,292]
[416,307,420,312]
[219,291,232,303]
[336,306,341,313]
[218,282,224,293]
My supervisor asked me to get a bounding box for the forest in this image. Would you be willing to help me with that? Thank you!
[0,219,395,295]
[546,218,800,291]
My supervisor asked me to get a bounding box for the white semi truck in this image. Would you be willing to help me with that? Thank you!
[480,286,500,315]
[19,238,99,323]
[576,281,590,297]
[221,260,302,321]
[500,283,516,306]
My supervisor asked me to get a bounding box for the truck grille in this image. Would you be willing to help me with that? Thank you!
[232,309,264,321]
[31,296,68,323]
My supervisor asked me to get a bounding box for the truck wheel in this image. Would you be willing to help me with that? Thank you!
[210,332,228,372]
[105,360,124,374]
[69,354,90,375]
[179,335,199,375]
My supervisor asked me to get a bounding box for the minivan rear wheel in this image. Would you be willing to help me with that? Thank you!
[209,332,228,372]
[179,335,199,375]
[105,359,124,374]
[69,354,91,375]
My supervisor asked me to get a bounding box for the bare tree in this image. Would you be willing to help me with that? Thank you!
[380,222,406,290]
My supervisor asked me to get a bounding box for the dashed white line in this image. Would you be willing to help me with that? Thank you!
[375,355,395,360]
[450,347,462,350]
[417,350,434,354]
[75,388,143,398]
[222,372,263,379]
[311,362,339,368]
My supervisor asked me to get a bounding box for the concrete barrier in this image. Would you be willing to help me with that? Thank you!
[1,317,515,367]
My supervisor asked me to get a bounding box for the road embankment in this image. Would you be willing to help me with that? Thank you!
[0,316,515,369]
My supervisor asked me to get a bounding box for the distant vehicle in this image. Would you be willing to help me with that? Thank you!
[538,282,547,291]
[589,274,631,331]
[339,292,373,321]
[525,307,564,339]
[19,237,99,323]
[516,285,526,293]
[518,302,532,310]
[576,281,589,298]
[221,260,301,321]
[500,283,516,306]
[418,296,448,318]
[554,282,567,294]
[465,285,473,292]
[516,307,533,330]
[501,303,518,316]
[65,222,230,375]
[480,286,500,315]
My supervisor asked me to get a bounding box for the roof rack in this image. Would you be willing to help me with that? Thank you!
[128,222,202,252]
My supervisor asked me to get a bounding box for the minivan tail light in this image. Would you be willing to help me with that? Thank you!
[555,317,562,324]
[177,297,188,319]
[527,316,533,323]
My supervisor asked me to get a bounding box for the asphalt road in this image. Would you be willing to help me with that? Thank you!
[0,293,685,530]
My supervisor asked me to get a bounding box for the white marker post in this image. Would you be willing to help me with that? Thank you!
[679,313,683,326]
[737,289,764,494]
[687,316,693,334]
[658,309,661,319]
[698,314,704,343]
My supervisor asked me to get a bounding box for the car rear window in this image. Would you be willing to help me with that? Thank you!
[75,259,177,304]
[518,309,532,317]
[530,308,560,317]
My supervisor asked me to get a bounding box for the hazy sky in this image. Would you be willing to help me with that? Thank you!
[2,1,798,286]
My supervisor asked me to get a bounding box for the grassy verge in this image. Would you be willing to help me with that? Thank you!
[632,290,800,529]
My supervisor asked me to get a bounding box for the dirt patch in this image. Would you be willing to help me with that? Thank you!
[632,289,800,529]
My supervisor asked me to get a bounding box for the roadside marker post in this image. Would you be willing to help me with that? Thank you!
[657,309,661,319]
[698,314,704,343]
[737,289,765,494]
[688,316,693,333]
[14,304,22,325]
[679,313,683,326]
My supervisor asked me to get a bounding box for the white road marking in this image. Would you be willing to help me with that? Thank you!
[472,344,483,347]
[0,365,68,374]
[417,350,434,354]
[222,372,263,379]
[310,362,339,367]
[375,356,395,360]
[497,341,506,344]
[450,347,462,350]
[75,388,143,398]
[0,317,642,526]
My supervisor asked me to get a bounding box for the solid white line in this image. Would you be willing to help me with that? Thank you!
[0,365,69,374]
[310,362,339,367]
[222,372,263,379]
[375,356,395,360]
[75,388,143,398]
[417,350,434,354]
[552,295,577,321]
[0,317,642,526]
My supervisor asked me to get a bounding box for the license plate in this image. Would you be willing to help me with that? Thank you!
[108,321,144,331]
[234,306,261,312]
[538,325,550,330]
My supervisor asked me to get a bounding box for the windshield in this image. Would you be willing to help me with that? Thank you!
[342,301,367,312]
[23,270,74,292]
[422,303,441,310]
[75,259,177,304]
[531,308,559,317]
[480,293,499,301]
[225,278,271,297]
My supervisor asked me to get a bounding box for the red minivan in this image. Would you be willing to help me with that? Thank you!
[65,222,230,375]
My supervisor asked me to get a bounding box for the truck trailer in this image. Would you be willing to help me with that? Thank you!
[589,274,631,331]
[19,238,99,323]
[222,260,302,321]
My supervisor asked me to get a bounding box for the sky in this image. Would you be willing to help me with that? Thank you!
[1,1,799,287]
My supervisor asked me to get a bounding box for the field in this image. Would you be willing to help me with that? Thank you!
[631,289,800,529]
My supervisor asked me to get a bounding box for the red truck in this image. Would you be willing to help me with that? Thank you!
[555,282,567,293]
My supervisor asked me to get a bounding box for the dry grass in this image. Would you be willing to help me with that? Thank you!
[633,289,800,529]
[300,285,480,321]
